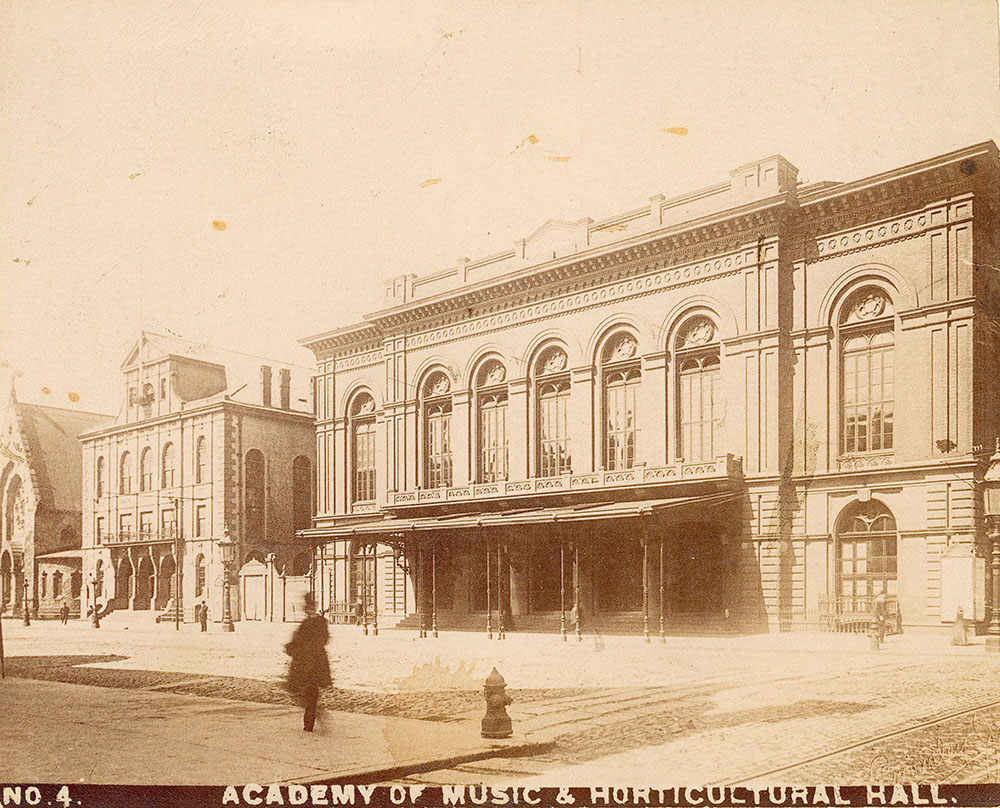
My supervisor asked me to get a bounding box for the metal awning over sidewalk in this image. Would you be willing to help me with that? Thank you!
[300,491,738,541]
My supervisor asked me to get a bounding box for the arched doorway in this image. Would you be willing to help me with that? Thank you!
[133,557,154,610]
[835,499,898,601]
[114,559,133,608]
[156,555,175,610]
[350,541,377,617]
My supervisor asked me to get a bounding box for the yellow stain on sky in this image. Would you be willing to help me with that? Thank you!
[212,220,227,231]
[543,155,571,162]
[68,392,80,402]
[41,387,51,395]
[663,127,689,136]
[420,178,442,188]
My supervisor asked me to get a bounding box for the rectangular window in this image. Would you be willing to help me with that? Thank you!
[353,421,377,502]
[96,517,105,545]
[161,509,176,539]
[478,394,508,483]
[139,511,153,539]
[604,370,639,470]
[196,505,207,538]
[679,357,720,463]
[425,404,453,489]
[119,513,134,540]
[160,378,167,399]
[842,332,894,454]
[538,381,571,477]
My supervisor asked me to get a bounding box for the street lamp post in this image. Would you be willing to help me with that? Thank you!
[22,577,30,627]
[90,576,101,628]
[218,529,235,633]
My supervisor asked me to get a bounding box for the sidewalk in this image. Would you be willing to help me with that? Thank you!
[0,678,531,785]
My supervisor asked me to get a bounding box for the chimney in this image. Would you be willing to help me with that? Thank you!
[279,368,291,410]
[260,365,272,407]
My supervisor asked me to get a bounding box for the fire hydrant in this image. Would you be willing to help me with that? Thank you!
[481,667,513,739]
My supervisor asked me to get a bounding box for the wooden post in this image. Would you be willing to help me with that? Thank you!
[361,544,369,636]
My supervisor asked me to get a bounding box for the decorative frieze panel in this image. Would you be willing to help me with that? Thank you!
[385,454,741,507]
[404,249,758,352]
[335,350,384,372]
[814,203,972,261]
[837,453,894,472]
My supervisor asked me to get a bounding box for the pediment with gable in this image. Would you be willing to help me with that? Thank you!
[518,218,592,263]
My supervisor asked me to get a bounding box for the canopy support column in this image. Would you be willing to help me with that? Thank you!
[361,543,369,636]
[574,544,581,642]
[371,544,379,637]
[560,535,567,642]
[642,530,650,643]
[659,537,666,643]
[485,532,493,639]
[431,544,438,638]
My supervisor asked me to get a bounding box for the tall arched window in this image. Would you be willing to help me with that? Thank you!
[836,499,897,599]
[195,436,208,484]
[161,442,176,488]
[139,447,153,492]
[675,317,721,463]
[422,371,453,489]
[292,455,312,530]
[475,359,508,483]
[840,288,895,455]
[119,452,133,494]
[53,571,62,599]
[350,394,377,503]
[245,449,265,542]
[600,333,641,470]
[535,346,571,477]
[96,456,106,499]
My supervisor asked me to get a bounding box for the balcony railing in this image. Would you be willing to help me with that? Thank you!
[384,454,741,508]
[102,530,175,546]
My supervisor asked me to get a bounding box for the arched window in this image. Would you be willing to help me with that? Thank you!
[53,571,62,599]
[292,455,312,530]
[675,317,721,463]
[534,346,571,477]
[422,371,453,489]
[96,456,105,499]
[4,476,24,545]
[195,436,208,484]
[195,554,206,598]
[161,442,176,488]
[119,452,132,494]
[245,449,265,542]
[349,394,377,503]
[840,288,894,455]
[41,572,48,598]
[139,447,153,492]
[475,359,508,483]
[600,333,641,470]
[71,572,81,598]
[836,499,897,599]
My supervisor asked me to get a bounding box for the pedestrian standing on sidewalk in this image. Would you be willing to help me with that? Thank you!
[284,593,331,732]
[199,601,209,632]
[59,602,69,625]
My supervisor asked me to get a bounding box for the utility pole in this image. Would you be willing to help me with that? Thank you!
[172,496,183,630]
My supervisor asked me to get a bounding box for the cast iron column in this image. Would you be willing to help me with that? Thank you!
[560,539,567,641]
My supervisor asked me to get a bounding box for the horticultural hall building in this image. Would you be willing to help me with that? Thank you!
[300,141,1000,636]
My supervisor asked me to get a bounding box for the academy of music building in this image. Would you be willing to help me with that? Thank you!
[300,141,1000,635]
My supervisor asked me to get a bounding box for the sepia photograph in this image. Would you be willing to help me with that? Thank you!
[2,0,1000,804]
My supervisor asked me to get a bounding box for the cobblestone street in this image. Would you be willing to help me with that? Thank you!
[4,614,1000,784]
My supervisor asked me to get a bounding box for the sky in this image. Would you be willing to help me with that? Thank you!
[2,0,999,414]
